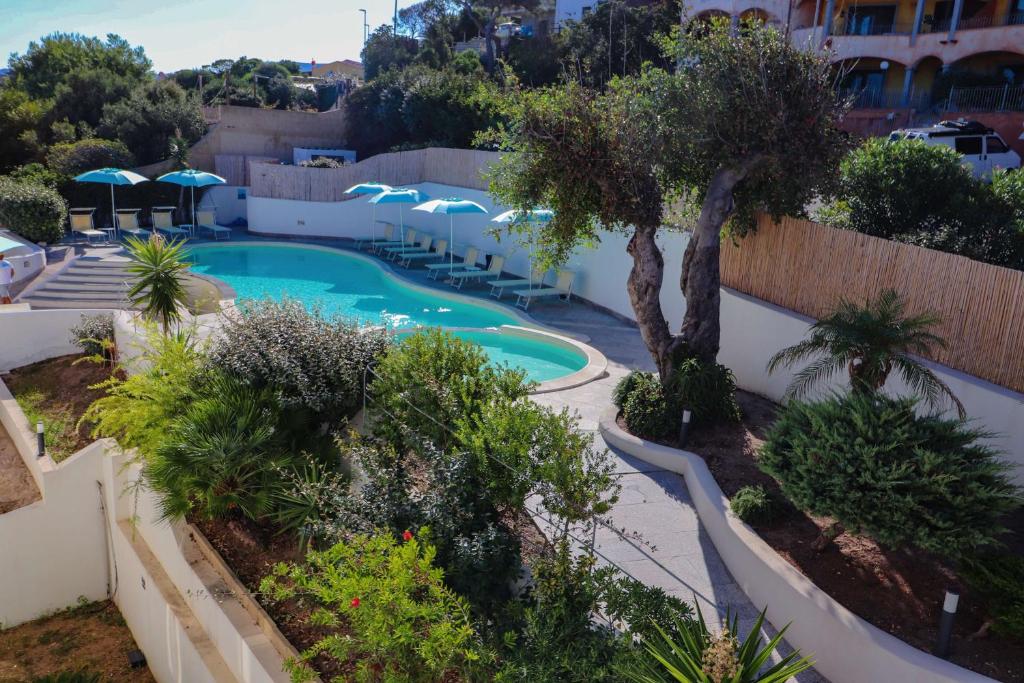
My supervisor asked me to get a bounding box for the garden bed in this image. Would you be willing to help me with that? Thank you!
[0,600,155,682]
[1,354,113,463]
[620,390,1023,682]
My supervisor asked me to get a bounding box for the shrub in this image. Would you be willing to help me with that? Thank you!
[0,176,67,243]
[668,356,741,426]
[260,530,484,682]
[9,162,67,190]
[759,392,1021,559]
[612,370,647,408]
[45,138,134,176]
[619,372,677,442]
[730,485,781,525]
[299,156,344,168]
[69,313,114,357]
[960,554,1024,639]
[209,299,389,424]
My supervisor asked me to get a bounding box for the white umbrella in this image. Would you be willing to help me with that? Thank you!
[492,208,554,290]
[413,198,489,271]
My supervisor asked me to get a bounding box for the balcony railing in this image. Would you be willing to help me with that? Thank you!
[840,88,931,110]
[836,20,915,36]
[800,11,1024,36]
[922,11,1024,33]
[944,84,1024,112]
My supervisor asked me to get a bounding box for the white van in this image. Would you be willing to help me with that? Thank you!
[888,119,1021,179]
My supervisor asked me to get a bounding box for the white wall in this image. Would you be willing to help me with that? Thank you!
[199,185,248,226]
[0,308,110,372]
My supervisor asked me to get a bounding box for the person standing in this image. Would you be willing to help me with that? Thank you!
[0,253,15,304]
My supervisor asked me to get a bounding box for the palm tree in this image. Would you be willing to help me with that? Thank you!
[767,289,965,418]
[125,234,189,333]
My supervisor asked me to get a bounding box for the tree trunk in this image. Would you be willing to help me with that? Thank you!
[483,15,497,74]
[626,223,678,381]
[680,166,746,365]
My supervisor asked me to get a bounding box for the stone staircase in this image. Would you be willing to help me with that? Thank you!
[19,258,135,310]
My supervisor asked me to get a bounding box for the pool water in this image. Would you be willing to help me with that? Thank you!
[187,244,586,383]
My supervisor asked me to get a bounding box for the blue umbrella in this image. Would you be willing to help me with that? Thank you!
[73,168,149,236]
[156,169,227,235]
[345,183,394,245]
[492,208,554,289]
[369,188,430,235]
[413,198,488,270]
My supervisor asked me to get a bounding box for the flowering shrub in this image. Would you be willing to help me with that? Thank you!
[69,313,115,357]
[260,530,484,682]
[208,299,389,423]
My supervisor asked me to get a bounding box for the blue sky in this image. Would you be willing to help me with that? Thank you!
[1,0,420,73]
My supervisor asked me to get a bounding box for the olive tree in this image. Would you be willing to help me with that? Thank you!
[488,19,849,377]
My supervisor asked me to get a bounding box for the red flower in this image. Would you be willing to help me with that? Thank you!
[350,597,360,608]
[402,530,413,542]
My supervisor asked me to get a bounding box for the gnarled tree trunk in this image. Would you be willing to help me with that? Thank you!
[627,222,680,381]
[680,166,747,365]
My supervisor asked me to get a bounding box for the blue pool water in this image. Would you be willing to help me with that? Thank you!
[187,244,586,382]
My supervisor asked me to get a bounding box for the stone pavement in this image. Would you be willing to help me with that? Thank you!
[526,306,827,683]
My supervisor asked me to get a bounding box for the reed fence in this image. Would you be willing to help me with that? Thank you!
[248,148,500,201]
[721,214,1024,394]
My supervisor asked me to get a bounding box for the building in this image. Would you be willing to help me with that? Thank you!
[684,0,1024,145]
[310,59,365,83]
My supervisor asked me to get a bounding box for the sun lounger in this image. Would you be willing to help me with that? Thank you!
[372,228,416,254]
[152,208,190,238]
[356,222,395,250]
[514,269,575,310]
[425,247,480,280]
[69,208,106,244]
[385,235,432,260]
[196,210,231,240]
[399,240,447,268]
[115,209,150,239]
[489,267,548,299]
[447,255,505,290]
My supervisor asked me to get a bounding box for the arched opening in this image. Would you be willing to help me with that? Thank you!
[910,56,945,108]
[836,57,909,108]
[739,8,772,24]
[937,51,1024,110]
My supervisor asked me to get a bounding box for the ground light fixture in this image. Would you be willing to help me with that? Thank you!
[36,421,44,458]
[678,409,693,447]
[934,589,959,658]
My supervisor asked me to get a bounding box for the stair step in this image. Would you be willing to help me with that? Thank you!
[20,299,129,310]
[29,289,128,302]
[42,282,129,293]
[75,258,135,268]
[56,275,133,286]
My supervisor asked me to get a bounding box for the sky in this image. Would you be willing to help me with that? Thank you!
[1,0,421,73]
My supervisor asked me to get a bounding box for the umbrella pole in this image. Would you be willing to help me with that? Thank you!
[191,186,196,238]
[372,204,377,247]
[110,185,117,240]
[449,215,454,270]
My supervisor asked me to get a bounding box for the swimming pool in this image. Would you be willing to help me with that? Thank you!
[187,243,589,383]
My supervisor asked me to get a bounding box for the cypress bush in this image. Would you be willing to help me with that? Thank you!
[0,176,67,243]
[760,392,1020,559]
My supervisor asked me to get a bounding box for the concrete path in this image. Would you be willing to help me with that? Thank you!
[526,306,826,682]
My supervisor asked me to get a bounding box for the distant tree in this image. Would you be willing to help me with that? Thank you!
[362,26,420,80]
[277,59,301,75]
[99,80,205,165]
[7,33,150,100]
[49,66,137,130]
[0,88,46,170]
[507,33,563,86]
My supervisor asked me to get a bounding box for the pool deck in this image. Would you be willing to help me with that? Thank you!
[20,229,825,681]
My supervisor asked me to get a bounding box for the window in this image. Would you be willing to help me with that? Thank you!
[954,136,983,155]
[845,5,897,34]
[986,136,1009,154]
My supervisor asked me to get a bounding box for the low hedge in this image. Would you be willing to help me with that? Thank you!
[0,177,68,243]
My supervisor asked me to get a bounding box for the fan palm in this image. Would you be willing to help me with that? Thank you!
[767,289,965,418]
[125,234,189,333]
[621,603,814,683]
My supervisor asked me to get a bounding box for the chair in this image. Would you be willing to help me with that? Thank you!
[356,222,395,250]
[514,269,575,310]
[489,266,548,299]
[447,255,505,290]
[399,240,447,268]
[115,210,150,239]
[152,208,190,238]
[384,235,432,261]
[425,247,480,280]
[196,210,231,240]
[69,209,105,244]
[372,228,415,254]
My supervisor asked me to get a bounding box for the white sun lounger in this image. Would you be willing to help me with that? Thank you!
[489,267,548,299]
[514,269,575,310]
[196,209,231,240]
[447,255,505,290]
[425,247,480,280]
[399,240,447,268]
[384,235,432,260]
[115,209,150,239]
[152,208,190,238]
[356,222,395,250]
[373,228,416,255]
[69,208,106,243]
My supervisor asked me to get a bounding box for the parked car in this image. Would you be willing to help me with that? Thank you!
[888,119,1021,179]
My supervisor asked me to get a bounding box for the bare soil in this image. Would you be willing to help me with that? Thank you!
[2,354,113,463]
[0,600,155,682]
[632,390,1024,682]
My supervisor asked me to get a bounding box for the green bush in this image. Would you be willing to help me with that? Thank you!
[612,370,647,408]
[46,137,134,176]
[260,530,484,682]
[961,554,1024,639]
[730,485,781,525]
[620,372,677,442]
[668,356,741,426]
[69,313,114,357]
[298,156,344,168]
[0,176,67,243]
[759,392,1021,559]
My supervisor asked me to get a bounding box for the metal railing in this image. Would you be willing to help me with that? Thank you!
[944,83,1024,112]
[837,19,915,36]
[923,11,1024,33]
[840,88,930,110]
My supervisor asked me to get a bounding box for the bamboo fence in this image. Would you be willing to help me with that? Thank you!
[248,148,500,201]
[721,214,1024,394]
